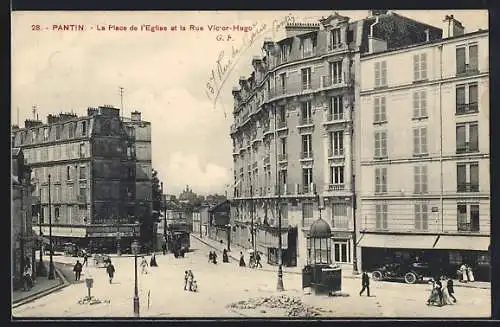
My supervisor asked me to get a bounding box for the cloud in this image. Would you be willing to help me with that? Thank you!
[161,152,231,195]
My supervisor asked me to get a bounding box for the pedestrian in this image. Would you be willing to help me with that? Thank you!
[435,278,444,306]
[459,263,467,283]
[140,256,149,274]
[184,271,189,291]
[83,252,89,267]
[162,243,167,255]
[23,264,33,291]
[212,251,218,264]
[106,262,115,284]
[208,251,213,263]
[255,251,262,268]
[447,276,457,303]
[187,270,194,291]
[359,271,370,296]
[427,279,440,306]
[466,264,475,282]
[73,260,83,281]
[222,249,229,263]
[239,252,246,267]
[440,276,453,305]
[150,253,158,267]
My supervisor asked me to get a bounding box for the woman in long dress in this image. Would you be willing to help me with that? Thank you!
[466,265,475,282]
[427,279,440,306]
[459,264,468,282]
[440,276,453,305]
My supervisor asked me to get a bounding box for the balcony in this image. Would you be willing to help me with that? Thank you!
[456,64,479,77]
[456,103,479,115]
[277,120,287,129]
[278,153,288,162]
[300,151,313,160]
[302,82,312,91]
[328,184,345,191]
[328,148,344,158]
[456,142,479,154]
[326,112,344,122]
[77,195,87,203]
[299,117,313,126]
[320,73,351,89]
[302,183,316,194]
[263,155,271,165]
[457,183,479,192]
[457,222,480,232]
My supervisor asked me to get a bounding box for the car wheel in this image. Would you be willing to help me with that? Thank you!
[371,271,383,281]
[404,272,417,284]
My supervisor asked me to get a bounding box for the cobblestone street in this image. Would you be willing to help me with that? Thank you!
[12,237,490,318]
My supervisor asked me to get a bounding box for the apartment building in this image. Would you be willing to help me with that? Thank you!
[11,106,153,251]
[229,11,441,267]
[356,16,490,281]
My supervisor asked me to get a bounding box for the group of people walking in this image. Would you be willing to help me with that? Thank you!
[427,276,457,306]
[458,263,475,283]
[22,260,33,292]
[183,269,197,292]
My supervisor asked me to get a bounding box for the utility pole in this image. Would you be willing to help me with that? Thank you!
[48,174,55,280]
[352,174,359,274]
[250,183,255,253]
[274,105,284,292]
[119,86,125,119]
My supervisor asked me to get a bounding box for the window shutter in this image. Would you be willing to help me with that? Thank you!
[469,45,478,71]
[421,166,428,193]
[374,62,381,86]
[469,84,478,104]
[375,168,380,193]
[412,92,420,118]
[381,61,387,85]
[420,91,427,117]
[456,86,466,105]
[415,203,421,229]
[382,204,388,229]
[380,97,386,121]
[414,166,420,193]
[376,205,381,229]
[420,127,427,154]
[374,97,380,122]
[382,167,387,192]
[456,47,466,73]
[381,132,387,157]
[420,53,427,80]
[413,128,420,155]
[413,54,420,81]
[374,132,380,157]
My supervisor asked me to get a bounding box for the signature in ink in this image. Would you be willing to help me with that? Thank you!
[205,14,295,107]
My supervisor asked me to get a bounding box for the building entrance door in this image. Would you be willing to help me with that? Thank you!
[333,239,350,263]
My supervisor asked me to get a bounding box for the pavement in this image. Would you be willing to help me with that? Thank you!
[11,236,491,318]
[192,234,491,290]
[12,261,70,308]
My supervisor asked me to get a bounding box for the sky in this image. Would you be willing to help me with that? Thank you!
[11,10,488,195]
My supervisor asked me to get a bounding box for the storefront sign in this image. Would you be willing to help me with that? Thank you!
[41,226,87,237]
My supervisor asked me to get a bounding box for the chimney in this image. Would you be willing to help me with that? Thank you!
[131,110,141,122]
[368,16,387,54]
[24,119,43,129]
[369,10,388,17]
[425,29,430,42]
[443,15,464,38]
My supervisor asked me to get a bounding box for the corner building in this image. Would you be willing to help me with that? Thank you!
[11,106,153,252]
[229,11,441,267]
[356,17,490,281]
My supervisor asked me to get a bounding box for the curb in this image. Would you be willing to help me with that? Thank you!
[191,235,490,290]
[12,266,71,308]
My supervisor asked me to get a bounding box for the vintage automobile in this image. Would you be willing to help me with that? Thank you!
[370,261,433,284]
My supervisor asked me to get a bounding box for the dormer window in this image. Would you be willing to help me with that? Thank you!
[280,45,289,63]
[330,28,342,50]
[302,38,313,58]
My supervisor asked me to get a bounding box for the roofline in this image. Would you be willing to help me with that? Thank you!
[361,29,488,59]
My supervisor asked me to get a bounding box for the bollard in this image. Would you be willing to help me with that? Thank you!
[85,278,94,300]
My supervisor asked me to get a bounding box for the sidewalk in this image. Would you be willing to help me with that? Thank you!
[191,234,491,290]
[12,261,70,307]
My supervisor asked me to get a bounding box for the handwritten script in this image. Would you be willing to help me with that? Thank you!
[205,14,295,107]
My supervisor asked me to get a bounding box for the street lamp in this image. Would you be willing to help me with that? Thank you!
[273,105,284,292]
[161,182,166,252]
[351,174,359,274]
[116,216,121,256]
[131,235,140,317]
[47,174,55,280]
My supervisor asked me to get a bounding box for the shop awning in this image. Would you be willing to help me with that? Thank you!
[358,233,438,249]
[433,235,490,251]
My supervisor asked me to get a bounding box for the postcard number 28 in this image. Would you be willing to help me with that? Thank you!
[32,25,41,31]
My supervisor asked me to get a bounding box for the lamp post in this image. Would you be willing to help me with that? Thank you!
[351,174,359,274]
[116,217,121,256]
[48,174,55,280]
[274,105,284,292]
[37,187,47,276]
[131,229,140,317]
[161,182,166,253]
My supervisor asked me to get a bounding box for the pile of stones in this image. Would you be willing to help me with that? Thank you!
[227,295,331,317]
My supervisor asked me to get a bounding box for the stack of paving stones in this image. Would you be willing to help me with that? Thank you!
[227,295,332,317]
